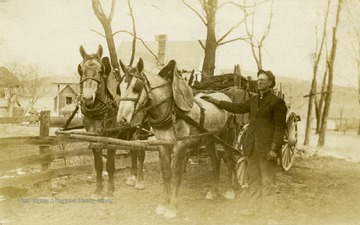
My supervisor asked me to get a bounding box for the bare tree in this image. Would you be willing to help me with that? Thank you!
[303,0,330,145]
[92,0,121,81]
[127,0,136,66]
[241,0,274,70]
[315,65,328,133]
[182,0,250,76]
[7,62,50,114]
[318,0,343,146]
[92,0,162,67]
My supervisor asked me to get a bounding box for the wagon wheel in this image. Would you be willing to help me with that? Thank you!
[280,112,298,171]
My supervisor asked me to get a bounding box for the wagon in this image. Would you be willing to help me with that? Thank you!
[191,68,300,171]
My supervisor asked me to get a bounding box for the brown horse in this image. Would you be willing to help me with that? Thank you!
[117,58,237,218]
[78,45,146,197]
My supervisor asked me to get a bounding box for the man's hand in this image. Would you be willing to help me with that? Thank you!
[266,150,277,161]
[200,95,220,105]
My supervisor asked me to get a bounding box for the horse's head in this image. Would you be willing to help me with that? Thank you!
[78,45,111,107]
[117,58,147,125]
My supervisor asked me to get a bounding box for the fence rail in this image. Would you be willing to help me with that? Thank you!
[0,111,92,188]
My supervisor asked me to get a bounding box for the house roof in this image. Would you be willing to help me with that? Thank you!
[118,39,204,75]
[0,67,20,87]
[53,84,79,100]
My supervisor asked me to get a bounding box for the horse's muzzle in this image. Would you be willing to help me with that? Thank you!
[82,94,95,106]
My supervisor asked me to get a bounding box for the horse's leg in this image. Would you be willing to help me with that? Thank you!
[204,139,221,200]
[155,145,172,216]
[135,150,145,190]
[92,149,103,198]
[219,129,237,200]
[164,141,188,219]
[218,150,237,199]
[105,149,116,197]
[125,150,137,186]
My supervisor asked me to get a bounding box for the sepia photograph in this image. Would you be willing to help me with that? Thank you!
[0,0,359,224]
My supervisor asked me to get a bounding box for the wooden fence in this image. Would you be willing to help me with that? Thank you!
[0,111,94,189]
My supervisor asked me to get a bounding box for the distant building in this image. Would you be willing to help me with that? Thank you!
[118,35,206,83]
[0,67,22,117]
[53,84,80,117]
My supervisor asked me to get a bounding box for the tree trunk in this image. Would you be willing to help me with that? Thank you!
[316,69,328,133]
[103,24,120,78]
[92,0,121,81]
[304,78,316,145]
[202,6,217,77]
[318,0,342,146]
[203,24,217,76]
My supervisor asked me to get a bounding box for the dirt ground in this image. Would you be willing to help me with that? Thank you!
[0,128,360,225]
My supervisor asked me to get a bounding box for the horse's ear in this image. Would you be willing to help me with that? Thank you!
[77,64,82,76]
[119,60,127,73]
[137,58,144,72]
[79,45,87,59]
[97,45,103,58]
[102,57,111,75]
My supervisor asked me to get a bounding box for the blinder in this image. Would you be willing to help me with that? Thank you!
[117,74,144,96]
[116,85,121,95]
[134,79,144,93]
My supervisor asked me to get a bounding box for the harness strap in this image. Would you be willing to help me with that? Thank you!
[175,108,241,154]
[193,99,205,128]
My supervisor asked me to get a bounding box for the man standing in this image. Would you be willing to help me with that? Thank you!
[201,70,287,216]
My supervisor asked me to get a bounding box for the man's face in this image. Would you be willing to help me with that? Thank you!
[257,73,272,91]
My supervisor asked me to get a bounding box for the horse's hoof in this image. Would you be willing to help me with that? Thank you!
[164,209,177,219]
[135,181,145,190]
[205,191,216,200]
[105,191,114,198]
[124,176,136,186]
[155,204,167,215]
[104,193,115,202]
[223,190,235,200]
[91,193,102,199]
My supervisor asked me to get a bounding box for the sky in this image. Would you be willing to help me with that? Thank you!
[0,0,358,88]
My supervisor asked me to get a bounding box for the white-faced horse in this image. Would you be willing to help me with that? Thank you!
[78,45,147,197]
[117,58,237,218]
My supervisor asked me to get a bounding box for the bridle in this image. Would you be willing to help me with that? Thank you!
[79,57,117,119]
[119,70,171,119]
[79,56,105,92]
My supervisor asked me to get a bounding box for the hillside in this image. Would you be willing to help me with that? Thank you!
[277,76,359,120]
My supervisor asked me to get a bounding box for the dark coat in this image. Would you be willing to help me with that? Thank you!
[218,91,287,158]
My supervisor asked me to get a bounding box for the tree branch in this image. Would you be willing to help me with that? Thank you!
[91,29,106,38]
[217,15,250,44]
[198,40,205,50]
[259,0,274,47]
[222,0,269,10]
[182,0,207,25]
[218,37,250,46]
[108,0,116,23]
[113,30,163,65]
[127,0,136,66]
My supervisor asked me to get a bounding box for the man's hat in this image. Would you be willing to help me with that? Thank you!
[257,69,276,88]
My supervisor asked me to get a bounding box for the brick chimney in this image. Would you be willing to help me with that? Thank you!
[156,34,167,65]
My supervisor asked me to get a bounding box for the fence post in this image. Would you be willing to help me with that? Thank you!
[39,110,51,171]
